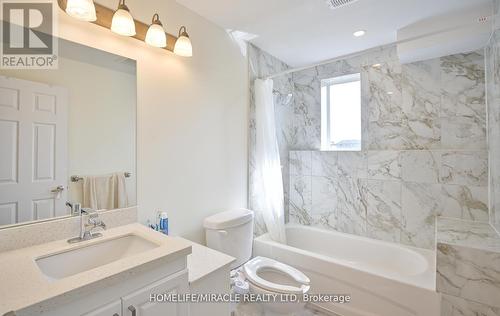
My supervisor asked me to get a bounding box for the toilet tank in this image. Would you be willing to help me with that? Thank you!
[203,209,254,269]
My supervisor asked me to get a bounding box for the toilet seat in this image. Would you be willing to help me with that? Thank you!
[243,256,310,295]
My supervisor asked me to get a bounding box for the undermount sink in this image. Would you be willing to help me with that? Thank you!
[35,235,159,281]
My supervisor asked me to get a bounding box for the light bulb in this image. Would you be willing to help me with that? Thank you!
[145,14,167,48]
[111,0,135,36]
[65,0,97,22]
[174,26,192,57]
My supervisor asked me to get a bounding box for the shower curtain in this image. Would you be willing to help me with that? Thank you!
[253,79,287,243]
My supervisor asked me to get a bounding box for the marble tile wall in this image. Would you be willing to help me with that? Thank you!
[487,28,500,233]
[285,48,488,249]
[248,44,490,249]
[437,5,500,314]
[290,149,489,249]
[437,244,500,309]
[441,294,500,316]
[436,217,500,315]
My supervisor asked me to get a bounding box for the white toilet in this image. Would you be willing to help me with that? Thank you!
[204,209,310,314]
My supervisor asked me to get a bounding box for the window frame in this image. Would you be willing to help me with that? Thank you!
[321,72,362,151]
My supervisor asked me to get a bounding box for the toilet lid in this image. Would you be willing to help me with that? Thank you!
[243,256,310,294]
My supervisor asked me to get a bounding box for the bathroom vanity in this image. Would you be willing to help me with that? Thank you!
[0,207,235,316]
[0,223,192,316]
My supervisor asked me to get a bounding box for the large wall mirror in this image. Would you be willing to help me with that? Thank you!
[0,38,137,228]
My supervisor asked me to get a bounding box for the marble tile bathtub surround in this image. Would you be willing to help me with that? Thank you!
[363,179,402,243]
[440,151,489,187]
[436,218,500,313]
[437,217,500,252]
[401,150,441,184]
[441,185,489,222]
[400,182,442,249]
[441,294,500,316]
[437,236,500,310]
[289,149,490,248]
[436,22,500,316]
[248,44,489,249]
[367,151,401,181]
[440,53,487,150]
[436,217,500,314]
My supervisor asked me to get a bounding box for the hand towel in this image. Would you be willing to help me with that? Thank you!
[82,172,129,210]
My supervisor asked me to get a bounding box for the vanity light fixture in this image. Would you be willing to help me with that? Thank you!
[58,0,193,56]
[174,26,193,57]
[145,14,167,48]
[111,0,136,36]
[65,0,97,21]
[353,30,366,37]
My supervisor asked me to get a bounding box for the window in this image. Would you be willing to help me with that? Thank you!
[321,73,361,151]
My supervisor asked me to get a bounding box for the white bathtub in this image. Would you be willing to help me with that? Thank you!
[253,224,440,316]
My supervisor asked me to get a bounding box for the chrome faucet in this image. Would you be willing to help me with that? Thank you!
[68,205,106,244]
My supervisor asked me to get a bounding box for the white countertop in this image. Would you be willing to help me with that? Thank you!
[0,223,192,315]
[180,237,235,283]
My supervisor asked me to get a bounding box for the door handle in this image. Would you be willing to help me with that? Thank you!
[128,305,136,316]
[51,185,65,193]
[51,185,65,199]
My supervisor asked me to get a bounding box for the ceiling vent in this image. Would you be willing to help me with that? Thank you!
[325,0,359,9]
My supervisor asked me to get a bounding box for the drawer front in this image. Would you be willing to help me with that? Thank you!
[121,270,189,316]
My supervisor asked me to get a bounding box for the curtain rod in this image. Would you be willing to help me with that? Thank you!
[263,15,498,80]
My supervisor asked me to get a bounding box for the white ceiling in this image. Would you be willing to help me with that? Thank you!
[175,0,492,67]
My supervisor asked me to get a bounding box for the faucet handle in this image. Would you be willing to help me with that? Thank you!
[87,212,106,230]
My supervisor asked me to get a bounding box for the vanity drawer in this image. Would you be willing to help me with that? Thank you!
[78,270,189,316]
[121,270,189,316]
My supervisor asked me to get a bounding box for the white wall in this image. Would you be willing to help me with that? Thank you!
[56,0,248,243]
[0,56,137,207]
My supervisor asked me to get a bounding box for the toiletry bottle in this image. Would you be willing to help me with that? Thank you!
[146,219,156,230]
[159,211,169,235]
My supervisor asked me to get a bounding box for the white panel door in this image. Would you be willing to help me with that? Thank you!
[121,271,189,316]
[0,76,68,225]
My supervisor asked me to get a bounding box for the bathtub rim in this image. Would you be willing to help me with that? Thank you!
[254,223,437,291]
